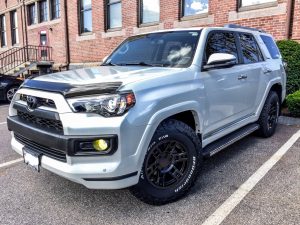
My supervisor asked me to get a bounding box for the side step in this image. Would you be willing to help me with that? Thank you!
[202,123,260,158]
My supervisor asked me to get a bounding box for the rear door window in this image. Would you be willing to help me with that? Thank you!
[260,35,281,59]
[239,33,263,64]
[205,32,238,63]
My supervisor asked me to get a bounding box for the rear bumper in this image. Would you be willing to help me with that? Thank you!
[8,116,140,189]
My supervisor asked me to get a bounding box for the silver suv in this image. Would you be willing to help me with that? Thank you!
[7,25,286,205]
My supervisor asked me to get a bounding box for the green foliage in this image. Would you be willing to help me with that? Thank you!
[286,90,300,117]
[277,40,300,95]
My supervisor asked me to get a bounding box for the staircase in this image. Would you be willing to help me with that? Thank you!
[0,45,53,77]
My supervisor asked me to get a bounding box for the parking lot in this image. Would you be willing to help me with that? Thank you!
[0,102,299,225]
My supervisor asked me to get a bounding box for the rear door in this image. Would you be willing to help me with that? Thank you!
[236,32,265,114]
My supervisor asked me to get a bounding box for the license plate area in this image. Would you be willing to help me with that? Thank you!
[23,148,41,172]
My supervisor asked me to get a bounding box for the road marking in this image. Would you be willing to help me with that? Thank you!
[0,122,7,125]
[201,129,300,225]
[0,158,23,169]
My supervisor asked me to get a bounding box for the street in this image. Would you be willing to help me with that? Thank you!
[0,103,299,225]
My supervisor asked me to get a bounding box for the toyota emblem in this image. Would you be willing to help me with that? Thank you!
[26,96,39,111]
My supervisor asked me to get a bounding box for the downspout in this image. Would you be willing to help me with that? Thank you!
[286,0,293,39]
[63,0,70,70]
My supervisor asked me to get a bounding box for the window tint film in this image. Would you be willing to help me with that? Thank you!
[205,32,238,62]
[239,33,263,64]
[260,35,281,59]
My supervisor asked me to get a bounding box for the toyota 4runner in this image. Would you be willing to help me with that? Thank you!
[7,25,286,205]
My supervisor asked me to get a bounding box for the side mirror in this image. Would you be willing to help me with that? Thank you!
[203,53,237,70]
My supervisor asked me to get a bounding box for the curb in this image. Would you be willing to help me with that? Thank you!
[278,116,300,126]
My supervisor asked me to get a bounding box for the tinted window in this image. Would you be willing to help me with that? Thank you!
[106,31,201,68]
[239,33,263,64]
[260,35,280,59]
[205,32,238,63]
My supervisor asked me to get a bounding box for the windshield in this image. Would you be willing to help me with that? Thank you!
[103,30,201,68]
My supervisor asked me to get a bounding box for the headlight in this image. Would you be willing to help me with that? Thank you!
[67,92,136,117]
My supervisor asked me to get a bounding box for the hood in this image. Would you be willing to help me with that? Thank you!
[21,66,184,97]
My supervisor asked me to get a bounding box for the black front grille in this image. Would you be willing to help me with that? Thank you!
[17,111,63,133]
[15,133,67,162]
[20,94,56,109]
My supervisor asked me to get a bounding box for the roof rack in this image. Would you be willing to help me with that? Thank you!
[224,24,266,33]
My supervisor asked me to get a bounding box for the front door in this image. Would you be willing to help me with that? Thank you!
[39,31,48,60]
[201,31,252,135]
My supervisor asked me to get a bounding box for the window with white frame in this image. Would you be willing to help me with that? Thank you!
[107,0,122,29]
[240,0,277,7]
[0,15,7,47]
[182,0,208,17]
[140,0,160,24]
[11,11,19,45]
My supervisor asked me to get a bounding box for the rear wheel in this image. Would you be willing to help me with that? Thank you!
[6,86,18,102]
[130,119,202,205]
[257,91,280,138]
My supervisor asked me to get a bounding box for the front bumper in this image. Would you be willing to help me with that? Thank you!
[8,116,140,189]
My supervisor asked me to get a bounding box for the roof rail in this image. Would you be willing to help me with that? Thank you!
[224,24,266,33]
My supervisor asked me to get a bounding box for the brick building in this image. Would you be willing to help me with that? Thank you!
[0,0,299,70]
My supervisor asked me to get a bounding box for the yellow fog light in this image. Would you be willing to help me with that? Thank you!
[93,139,109,151]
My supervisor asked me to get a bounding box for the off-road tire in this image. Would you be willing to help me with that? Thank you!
[257,91,280,138]
[130,119,202,205]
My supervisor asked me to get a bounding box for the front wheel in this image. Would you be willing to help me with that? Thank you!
[257,91,280,138]
[130,119,202,205]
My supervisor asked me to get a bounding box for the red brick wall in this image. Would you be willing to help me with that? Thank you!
[1,0,299,66]
[292,0,300,40]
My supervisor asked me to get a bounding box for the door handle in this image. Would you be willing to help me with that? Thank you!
[263,68,272,74]
[238,75,248,80]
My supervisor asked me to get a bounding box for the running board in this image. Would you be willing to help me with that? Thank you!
[202,123,260,158]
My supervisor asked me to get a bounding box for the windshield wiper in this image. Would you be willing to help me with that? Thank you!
[102,61,118,66]
[119,62,156,67]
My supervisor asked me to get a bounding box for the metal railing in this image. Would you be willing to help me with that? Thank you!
[0,45,52,75]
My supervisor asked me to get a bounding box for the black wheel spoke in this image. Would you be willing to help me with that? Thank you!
[145,139,189,189]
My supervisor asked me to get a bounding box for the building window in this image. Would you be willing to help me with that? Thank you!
[140,0,159,24]
[182,0,208,17]
[107,0,122,29]
[240,0,277,7]
[50,0,60,20]
[10,11,19,45]
[0,15,7,47]
[39,0,48,23]
[79,0,92,33]
[28,4,36,25]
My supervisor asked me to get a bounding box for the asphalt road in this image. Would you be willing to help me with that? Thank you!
[0,103,299,225]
